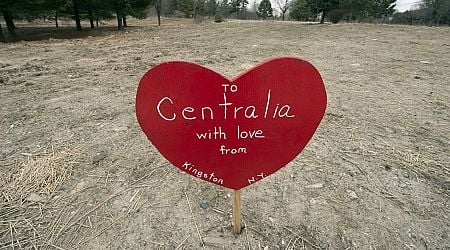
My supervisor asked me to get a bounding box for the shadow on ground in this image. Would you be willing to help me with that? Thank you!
[0,25,141,43]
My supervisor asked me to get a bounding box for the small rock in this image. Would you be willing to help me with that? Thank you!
[199,201,209,209]
[347,190,358,199]
[399,182,407,188]
[305,183,324,189]
[268,216,275,223]
[26,193,46,203]
[92,151,108,164]
[309,198,318,204]
[25,81,36,86]
[203,236,227,246]
[112,126,127,132]
[414,76,421,79]
[383,165,392,171]
[419,60,430,64]
[280,239,286,249]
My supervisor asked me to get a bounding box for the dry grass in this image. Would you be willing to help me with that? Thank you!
[1,149,79,203]
[0,149,79,249]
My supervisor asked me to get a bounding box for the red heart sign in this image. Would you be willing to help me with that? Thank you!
[136,57,327,190]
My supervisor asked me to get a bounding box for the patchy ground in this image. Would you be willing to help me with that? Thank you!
[1,18,449,249]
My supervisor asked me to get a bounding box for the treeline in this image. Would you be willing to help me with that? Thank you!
[1,0,448,42]
[287,0,397,23]
[392,0,450,25]
[170,0,397,23]
[287,0,450,25]
[0,0,154,36]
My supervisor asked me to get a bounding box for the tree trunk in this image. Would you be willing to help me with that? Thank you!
[116,9,123,30]
[282,12,285,21]
[157,11,161,26]
[73,0,82,30]
[0,23,5,43]
[96,17,99,27]
[88,9,95,29]
[156,0,162,26]
[55,11,59,27]
[193,0,197,20]
[320,10,326,24]
[122,16,127,27]
[436,13,442,26]
[2,10,16,36]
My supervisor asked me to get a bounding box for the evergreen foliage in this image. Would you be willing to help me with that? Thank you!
[290,0,309,20]
[257,0,273,19]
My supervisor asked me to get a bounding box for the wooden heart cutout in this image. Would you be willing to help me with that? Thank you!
[136,57,327,190]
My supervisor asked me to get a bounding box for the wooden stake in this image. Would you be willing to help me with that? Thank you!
[232,189,242,235]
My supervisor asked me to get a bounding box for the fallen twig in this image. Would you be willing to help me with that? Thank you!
[184,191,204,247]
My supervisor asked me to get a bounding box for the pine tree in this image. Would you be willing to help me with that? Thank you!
[177,0,195,17]
[206,0,217,17]
[368,0,396,18]
[0,0,44,35]
[290,0,309,20]
[306,0,340,23]
[257,0,273,19]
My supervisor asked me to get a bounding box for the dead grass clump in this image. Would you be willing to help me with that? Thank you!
[1,149,79,203]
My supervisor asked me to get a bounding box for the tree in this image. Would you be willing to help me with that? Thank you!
[206,0,217,17]
[0,23,5,42]
[193,0,207,19]
[155,0,162,25]
[2,8,16,35]
[177,0,195,17]
[230,0,248,14]
[0,0,34,36]
[277,0,291,20]
[391,0,450,26]
[290,0,309,20]
[161,0,177,15]
[107,0,153,30]
[306,0,340,23]
[83,0,105,29]
[258,0,273,19]
[72,0,82,30]
[368,0,396,18]
[339,0,365,21]
[421,0,450,25]
[41,0,69,27]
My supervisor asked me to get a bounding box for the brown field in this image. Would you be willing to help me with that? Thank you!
[1,18,449,249]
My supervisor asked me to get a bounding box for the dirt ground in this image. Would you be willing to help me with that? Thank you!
[1,18,449,249]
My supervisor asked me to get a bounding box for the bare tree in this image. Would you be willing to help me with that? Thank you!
[251,0,259,12]
[277,0,291,21]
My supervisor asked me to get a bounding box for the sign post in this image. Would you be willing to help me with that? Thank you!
[232,189,241,234]
[136,57,327,235]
